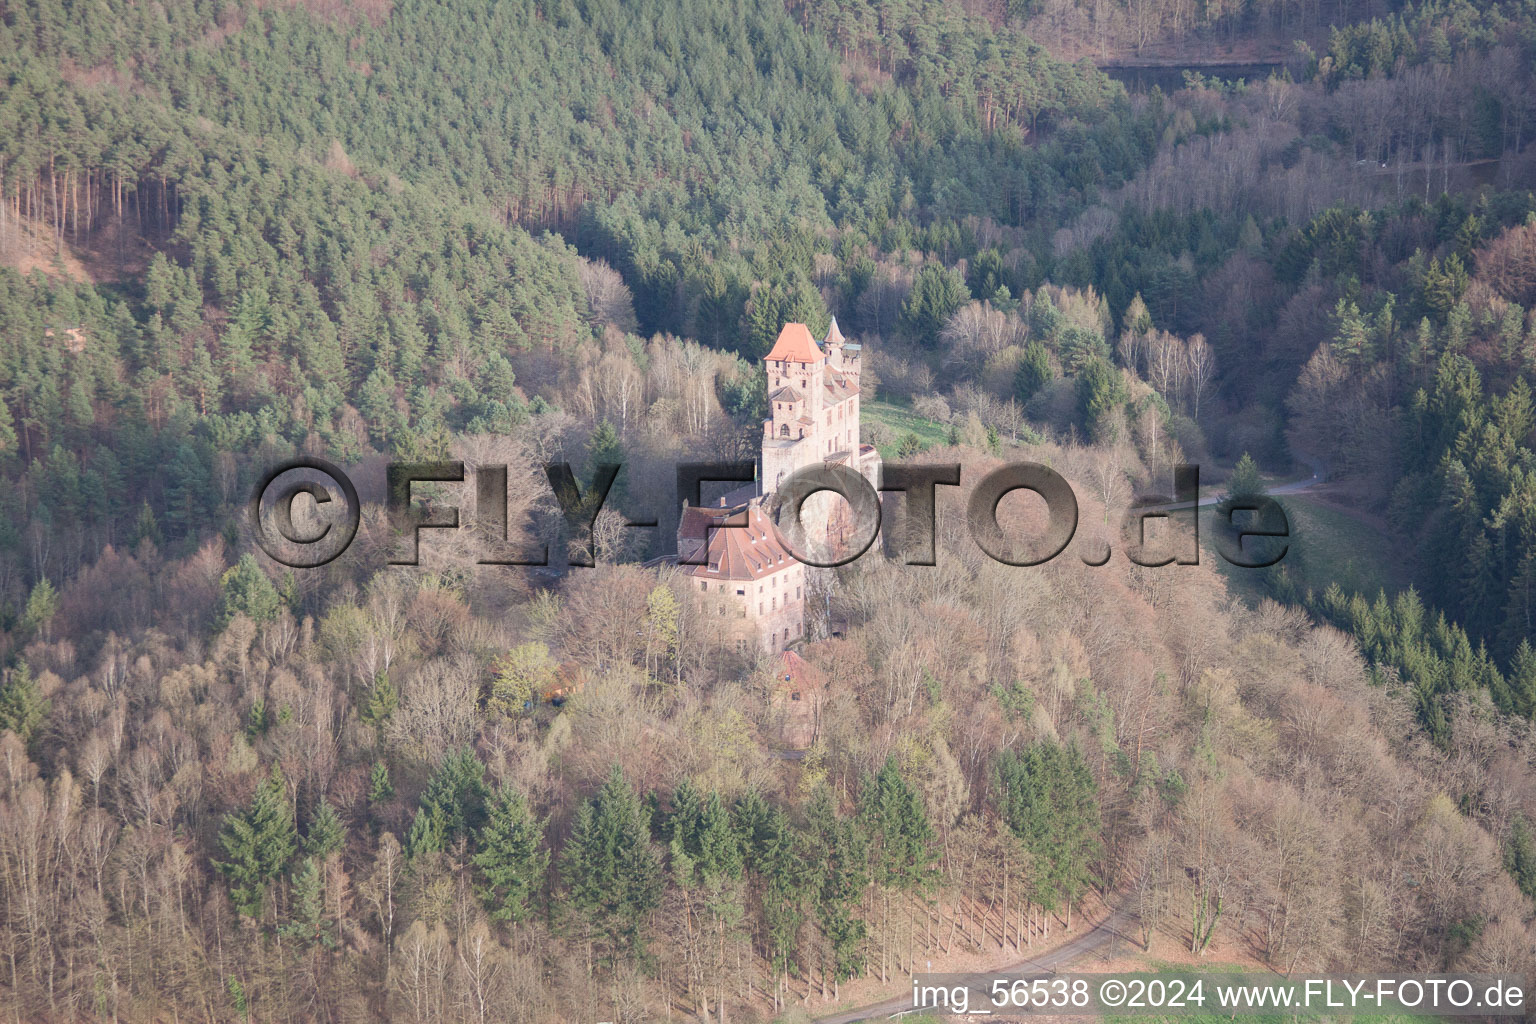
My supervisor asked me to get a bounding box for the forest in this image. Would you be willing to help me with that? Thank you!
[0,0,1535,1021]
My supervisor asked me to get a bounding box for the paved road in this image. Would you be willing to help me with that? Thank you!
[1150,456,1325,513]
[812,900,1138,1024]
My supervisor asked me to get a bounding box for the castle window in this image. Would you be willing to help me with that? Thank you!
[791,691,801,701]
[701,581,707,591]
[759,603,763,614]
[771,597,776,610]
[780,424,789,438]
[737,588,745,596]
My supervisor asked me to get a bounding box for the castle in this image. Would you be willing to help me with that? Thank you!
[674,319,880,652]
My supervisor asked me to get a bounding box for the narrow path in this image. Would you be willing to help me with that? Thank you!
[813,899,1138,1024]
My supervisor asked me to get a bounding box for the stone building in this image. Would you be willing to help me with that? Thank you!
[675,501,807,652]
[670,319,878,652]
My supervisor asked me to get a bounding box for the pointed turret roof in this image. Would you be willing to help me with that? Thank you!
[824,316,845,348]
[764,323,824,364]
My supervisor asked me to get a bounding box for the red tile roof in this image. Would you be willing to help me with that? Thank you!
[677,502,798,581]
[764,323,825,364]
[776,648,824,690]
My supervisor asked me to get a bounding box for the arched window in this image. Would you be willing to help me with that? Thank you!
[779,423,789,438]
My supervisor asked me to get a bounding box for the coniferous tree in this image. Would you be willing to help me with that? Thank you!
[283,857,335,948]
[0,663,48,745]
[473,784,548,925]
[901,264,969,347]
[368,760,394,804]
[304,797,346,859]
[994,741,1101,924]
[20,578,58,641]
[1015,340,1054,404]
[804,785,866,994]
[216,766,297,918]
[561,765,664,963]
[408,746,490,857]
[1505,815,1536,900]
[218,555,282,629]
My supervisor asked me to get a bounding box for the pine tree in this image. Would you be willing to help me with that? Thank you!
[670,784,743,881]
[1506,639,1536,720]
[1015,340,1053,404]
[473,784,548,924]
[994,741,1101,921]
[409,746,489,857]
[858,756,936,894]
[561,765,664,963]
[804,785,867,991]
[1076,356,1126,442]
[20,578,58,641]
[283,857,335,948]
[1226,453,1265,503]
[216,766,297,918]
[1504,815,1536,900]
[305,797,346,859]
[367,760,393,804]
[901,264,969,346]
[361,674,398,728]
[0,663,49,745]
[218,554,282,629]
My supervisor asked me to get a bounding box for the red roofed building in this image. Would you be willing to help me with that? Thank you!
[669,319,878,653]
[675,501,806,653]
[771,649,824,748]
[761,318,878,498]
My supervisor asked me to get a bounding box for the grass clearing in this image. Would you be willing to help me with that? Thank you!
[862,398,951,458]
[1204,494,1410,607]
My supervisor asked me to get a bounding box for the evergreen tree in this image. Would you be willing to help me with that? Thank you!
[993,741,1101,921]
[216,766,297,918]
[804,785,867,990]
[360,675,398,728]
[561,765,664,963]
[367,760,394,804]
[1076,356,1126,442]
[1014,340,1053,404]
[669,785,744,881]
[1226,453,1265,503]
[858,756,936,894]
[283,857,335,948]
[304,797,346,859]
[218,554,282,629]
[408,746,490,857]
[901,264,969,346]
[473,784,548,925]
[1504,815,1536,901]
[20,577,58,641]
[0,663,48,745]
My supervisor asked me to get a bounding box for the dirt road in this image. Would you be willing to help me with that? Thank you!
[813,901,1139,1023]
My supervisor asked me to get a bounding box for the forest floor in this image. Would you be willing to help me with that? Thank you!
[0,211,155,285]
[0,217,97,282]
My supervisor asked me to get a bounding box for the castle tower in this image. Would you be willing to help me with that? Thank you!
[762,323,830,495]
[670,319,879,653]
[759,320,880,543]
